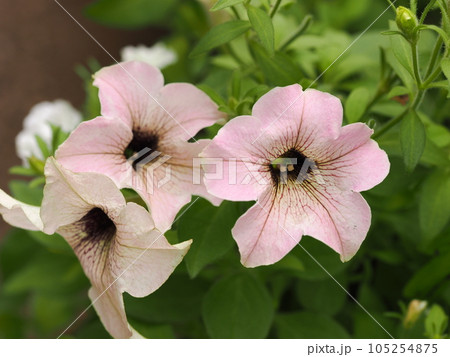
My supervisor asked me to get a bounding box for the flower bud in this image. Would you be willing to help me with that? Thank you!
[396,6,418,42]
[403,299,427,328]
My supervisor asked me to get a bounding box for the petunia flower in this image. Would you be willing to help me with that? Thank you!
[201,84,390,267]
[15,100,82,166]
[56,61,223,231]
[120,42,177,69]
[0,158,191,338]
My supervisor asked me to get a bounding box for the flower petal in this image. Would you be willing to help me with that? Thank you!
[232,188,303,267]
[156,83,224,140]
[93,61,164,127]
[201,115,271,201]
[55,117,132,186]
[318,123,390,192]
[88,284,133,339]
[0,190,43,230]
[41,158,126,234]
[113,202,191,298]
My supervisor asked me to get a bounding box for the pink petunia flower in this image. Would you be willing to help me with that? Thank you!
[201,84,390,267]
[0,158,191,338]
[56,61,223,231]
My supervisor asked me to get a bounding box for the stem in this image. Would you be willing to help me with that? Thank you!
[231,6,241,20]
[419,0,437,24]
[372,92,424,139]
[270,0,282,18]
[422,63,444,88]
[425,36,443,78]
[411,41,422,88]
[385,0,397,12]
[279,15,313,51]
[410,0,417,15]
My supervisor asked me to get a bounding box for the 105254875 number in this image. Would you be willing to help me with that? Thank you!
[368,343,438,354]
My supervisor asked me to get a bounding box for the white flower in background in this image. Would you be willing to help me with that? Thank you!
[15,100,82,166]
[120,42,177,69]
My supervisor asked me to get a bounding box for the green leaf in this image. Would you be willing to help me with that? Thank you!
[345,87,370,123]
[441,57,450,95]
[295,277,347,316]
[190,20,251,58]
[425,305,449,338]
[84,0,178,29]
[404,250,450,298]
[211,0,244,11]
[419,170,450,239]
[9,180,43,206]
[275,312,349,338]
[178,199,240,278]
[250,41,302,86]
[388,21,414,78]
[400,110,426,172]
[9,166,37,177]
[247,6,275,55]
[34,135,50,158]
[387,85,410,98]
[202,274,274,338]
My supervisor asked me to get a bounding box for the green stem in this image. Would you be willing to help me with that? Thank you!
[411,41,422,88]
[425,36,443,78]
[279,15,313,51]
[372,91,424,139]
[385,0,397,12]
[410,0,417,15]
[270,0,282,18]
[419,0,437,24]
[422,63,444,88]
[231,6,241,20]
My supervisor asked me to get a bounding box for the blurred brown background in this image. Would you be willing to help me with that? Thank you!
[0,0,164,236]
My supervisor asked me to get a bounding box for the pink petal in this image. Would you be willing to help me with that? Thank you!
[88,284,133,339]
[55,117,132,186]
[113,202,191,298]
[156,83,224,140]
[0,190,43,231]
[93,61,164,127]
[232,188,304,267]
[201,115,271,201]
[252,85,343,154]
[297,184,371,262]
[41,158,126,234]
[318,123,390,192]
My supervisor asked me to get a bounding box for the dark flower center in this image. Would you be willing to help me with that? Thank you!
[269,148,312,185]
[124,130,159,170]
[79,207,116,243]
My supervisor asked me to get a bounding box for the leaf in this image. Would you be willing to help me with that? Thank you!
[295,277,347,316]
[275,312,349,338]
[190,20,251,58]
[425,305,449,338]
[178,199,240,278]
[84,0,178,29]
[441,57,450,96]
[211,0,244,11]
[404,250,450,298]
[202,274,274,338]
[419,170,450,239]
[400,110,426,172]
[250,41,302,86]
[247,6,274,55]
[388,21,414,78]
[387,85,410,98]
[9,180,43,206]
[345,87,370,123]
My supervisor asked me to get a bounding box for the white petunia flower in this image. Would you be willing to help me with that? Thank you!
[15,100,82,166]
[120,42,177,69]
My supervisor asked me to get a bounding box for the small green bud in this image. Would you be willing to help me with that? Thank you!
[396,6,418,42]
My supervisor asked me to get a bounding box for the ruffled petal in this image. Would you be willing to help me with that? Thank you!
[156,83,224,141]
[112,203,191,297]
[41,158,126,234]
[88,283,133,339]
[0,190,43,230]
[232,188,303,267]
[317,123,390,192]
[201,115,271,201]
[93,61,164,128]
[55,117,132,186]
